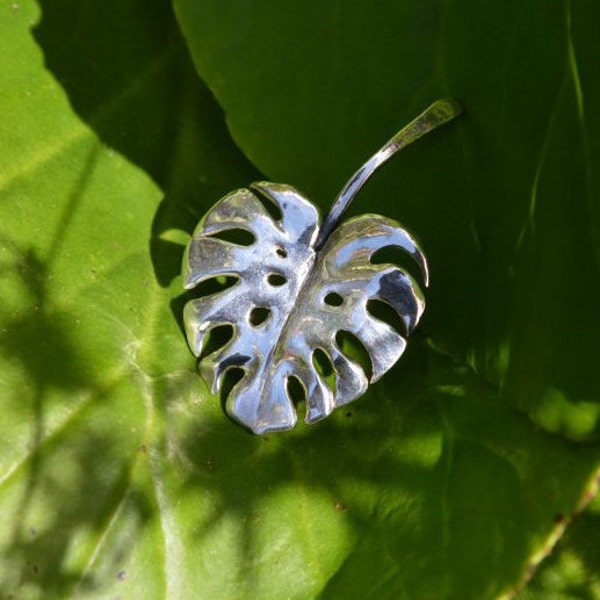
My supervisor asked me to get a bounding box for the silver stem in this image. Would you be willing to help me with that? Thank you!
[315,98,463,249]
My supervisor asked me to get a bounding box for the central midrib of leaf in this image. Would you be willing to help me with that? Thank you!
[253,239,319,410]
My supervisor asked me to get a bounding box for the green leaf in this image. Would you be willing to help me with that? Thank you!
[1,1,599,599]
[515,493,600,600]
[174,0,600,441]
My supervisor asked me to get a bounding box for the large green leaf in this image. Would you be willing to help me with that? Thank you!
[1,1,599,599]
[174,0,600,441]
[0,0,255,596]
[515,493,600,600]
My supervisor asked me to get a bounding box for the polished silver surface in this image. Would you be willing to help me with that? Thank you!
[183,99,462,434]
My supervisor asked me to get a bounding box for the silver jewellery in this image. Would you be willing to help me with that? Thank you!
[182,99,462,434]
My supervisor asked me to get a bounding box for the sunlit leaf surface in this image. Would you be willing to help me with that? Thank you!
[0,0,599,598]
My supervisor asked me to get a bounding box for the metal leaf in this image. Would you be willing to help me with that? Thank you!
[182,99,462,434]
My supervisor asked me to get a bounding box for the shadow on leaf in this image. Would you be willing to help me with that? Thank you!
[0,149,152,596]
[32,0,258,290]
[0,1,594,599]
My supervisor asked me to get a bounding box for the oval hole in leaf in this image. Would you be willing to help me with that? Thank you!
[335,331,373,380]
[249,307,271,327]
[206,228,255,246]
[312,347,336,391]
[286,375,306,407]
[366,299,408,336]
[324,292,344,307]
[190,275,238,299]
[312,348,334,376]
[220,368,245,406]
[275,245,288,259]
[199,324,233,361]
[371,246,422,284]
[267,273,287,286]
[252,186,284,222]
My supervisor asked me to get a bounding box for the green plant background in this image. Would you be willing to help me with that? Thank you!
[0,1,599,599]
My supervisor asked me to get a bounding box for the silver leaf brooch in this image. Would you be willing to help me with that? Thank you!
[182,99,462,434]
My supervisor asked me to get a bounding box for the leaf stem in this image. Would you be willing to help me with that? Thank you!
[315,98,463,249]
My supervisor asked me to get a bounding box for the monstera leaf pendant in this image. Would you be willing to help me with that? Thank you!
[183,100,462,434]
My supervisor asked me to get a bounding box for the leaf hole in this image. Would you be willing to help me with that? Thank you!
[189,275,238,300]
[366,299,408,336]
[205,228,255,246]
[220,368,245,406]
[312,348,336,391]
[249,307,271,327]
[199,325,233,361]
[371,246,422,283]
[267,273,287,286]
[312,348,334,378]
[335,331,372,380]
[286,375,306,405]
[252,188,284,222]
[275,245,288,259]
[324,292,344,307]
